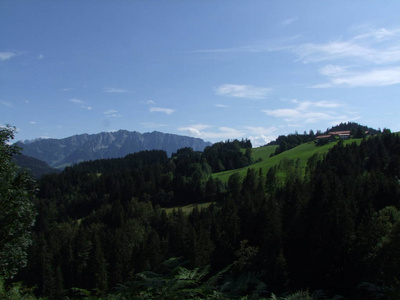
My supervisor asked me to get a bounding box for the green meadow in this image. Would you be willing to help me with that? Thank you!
[165,139,363,215]
[212,139,363,183]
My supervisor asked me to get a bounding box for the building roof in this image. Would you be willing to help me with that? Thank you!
[329,131,351,135]
[316,135,333,139]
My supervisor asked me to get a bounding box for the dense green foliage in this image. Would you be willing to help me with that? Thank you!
[0,126,37,280]
[268,122,379,156]
[327,122,380,136]
[202,139,252,172]
[5,131,400,299]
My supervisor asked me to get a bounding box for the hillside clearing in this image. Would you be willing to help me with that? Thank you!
[212,139,362,182]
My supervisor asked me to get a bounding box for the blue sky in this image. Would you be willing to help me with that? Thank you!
[1,1,400,146]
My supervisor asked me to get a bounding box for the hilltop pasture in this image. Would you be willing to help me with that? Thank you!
[213,139,363,183]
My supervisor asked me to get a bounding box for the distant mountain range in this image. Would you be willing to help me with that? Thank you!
[16,130,212,169]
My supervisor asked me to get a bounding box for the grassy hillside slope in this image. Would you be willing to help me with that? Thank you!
[165,138,365,213]
[213,139,362,183]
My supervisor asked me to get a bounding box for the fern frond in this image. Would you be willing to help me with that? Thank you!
[282,290,311,300]
[205,264,232,289]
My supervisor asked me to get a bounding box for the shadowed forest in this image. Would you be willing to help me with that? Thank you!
[2,126,400,299]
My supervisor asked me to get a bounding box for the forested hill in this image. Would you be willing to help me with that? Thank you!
[267,122,379,156]
[12,153,61,178]
[327,122,380,135]
[37,139,253,208]
[16,130,212,169]
[14,129,400,299]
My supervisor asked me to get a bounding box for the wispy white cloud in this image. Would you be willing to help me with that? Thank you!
[186,45,268,54]
[263,99,355,125]
[332,67,400,87]
[29,121,37,125]
[103,109,118,115]
[216,84,271,99]
[314,66,400,88]
[0,52,16,61]
[178,124,244,140]
[70,98,93,110]
[178,124,211,137]
[103,87,129,93]
[293,28,400,65]
[187,36,299,55]
[244,126,279,136]
[293,99,343,109]
[140,122,168,128]
[140,100,156,105]
[70,98,84,104]
[38,54,44,60]
[265,109,331,122]
[295,41,373,64]
[353,28,400,42]
[215,127,245,139]
[103,109,120,117]
[318,64,349,77]
[150,107,175,115]
[186,36,299,55]
[244,126,279,147]
[177,123,279,145]
[289,27,400,88]
[215,104,229,108]
[0,100,13,108]
[281,17,298,26]
[189,27,400,69]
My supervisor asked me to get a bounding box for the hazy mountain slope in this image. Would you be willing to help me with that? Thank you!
[16,130,211,169]
[12,154,61,178]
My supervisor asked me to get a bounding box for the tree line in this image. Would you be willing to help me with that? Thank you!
[269,122,380,156]
[3,127,400,299]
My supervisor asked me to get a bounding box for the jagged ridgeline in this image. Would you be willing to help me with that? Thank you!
[11,126,400,299]
[15,130,213,169]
